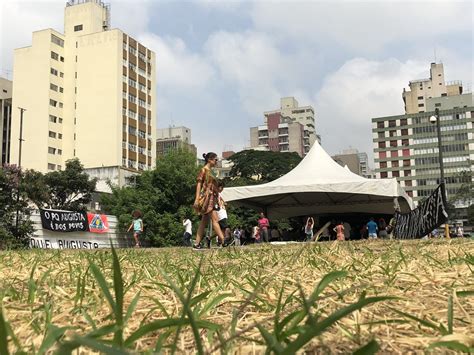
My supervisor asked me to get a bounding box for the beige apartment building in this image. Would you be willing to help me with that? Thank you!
[10,0,156,185]
[0,77,13,165]
[402,62,463,114]
[250,97,320,157]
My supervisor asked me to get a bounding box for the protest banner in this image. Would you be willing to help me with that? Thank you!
[40,209,89,232]
[393,183,448,239]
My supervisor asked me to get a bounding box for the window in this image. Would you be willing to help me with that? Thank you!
[48,163,56,170]
[50,83,58,92]
[48,147,56,154]
[74,24,83,32]
[417,96,423,100]
[401,129,408,136]
[390,140,397,147]
[139,99,146,108]
[392,171,400,178]
[58,102,63,108]
[378,141,386,148]
[381,172,388,178]
[389,130,396,137]
[51,51,59,60]
[405,180,412,187]
[57,149,62,155]
[379,151,386,159]
[435,103,441,107]
[60,56,64,62]
[388,120,396,127]
[402,149,410,157]
[49,99,57,107]
[50,68,58,76]
[392,161,399,168]
[51,34,64,47]
[400,118,407,126]
[404,170,411,177]
[441,93,447,97]
[48,131,56,138]
[60,72,64,78]
[391,150,398,157]
[58,133,62,139]
[403,159,410,166]
[418,103,424,107]
[58,117,63,124]
[402,139,409,146]
[380,162,387,168]
[59,87,63,93]
[49,115,57,123]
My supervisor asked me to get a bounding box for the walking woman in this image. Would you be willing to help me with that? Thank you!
[192,152,225,249]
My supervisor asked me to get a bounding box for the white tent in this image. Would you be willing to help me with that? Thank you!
[221,142,414,218]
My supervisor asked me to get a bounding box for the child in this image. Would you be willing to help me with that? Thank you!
[127,210,143,247]
[217,181,231,245]
[233,227,241,246]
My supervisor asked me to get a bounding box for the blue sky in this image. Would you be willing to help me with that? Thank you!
[1,0,472,165]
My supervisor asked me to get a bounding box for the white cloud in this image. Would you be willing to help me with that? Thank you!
[139,33,216,91]
[314,58,429,160]
[251,1,472,53]
[205,30,318,118]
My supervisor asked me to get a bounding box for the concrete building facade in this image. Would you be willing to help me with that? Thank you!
[402,63,463,114]
[0,77,12,165]
[250,97,320,156]
[156,126,196,158]
[10,0,156,179]
[332,148,374,178]
[372,97,473,204]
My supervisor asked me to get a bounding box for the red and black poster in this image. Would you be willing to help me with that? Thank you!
[87,213,110,233]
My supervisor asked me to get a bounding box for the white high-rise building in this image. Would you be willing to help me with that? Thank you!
[10,0,156,182]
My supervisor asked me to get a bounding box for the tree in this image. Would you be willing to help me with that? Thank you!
[467,204,474,226]
[0,165,34,248]
[225,150,302,186]
[24,158,97,211]
[101,149,200,247]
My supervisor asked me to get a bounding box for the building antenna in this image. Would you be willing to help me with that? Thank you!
[434,47,437,63]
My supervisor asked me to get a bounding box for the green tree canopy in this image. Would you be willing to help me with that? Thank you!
[24,158,97,211]
[100,149,200,247]
[0,165,33,248]
[225,150,302,187]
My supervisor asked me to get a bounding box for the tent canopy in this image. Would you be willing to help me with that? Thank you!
[221,142,414,219]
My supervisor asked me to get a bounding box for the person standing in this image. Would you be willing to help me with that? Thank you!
[182,217,192,246]
[367,217,378,240]
[192,152,225,249]
[378,218,388,239]
[456,225,464,238]
[233,227,241,246]
[304,217,314,241]
[127,210,143,248]
[333,221,345,241]
[258,212,270,243]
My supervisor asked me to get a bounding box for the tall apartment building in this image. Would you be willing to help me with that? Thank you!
[0,77,12,165]
[156,126,197,157]
[10,0,156,183]
[402,62,463,114]
[250,97,320,157]
[372,94,473,205]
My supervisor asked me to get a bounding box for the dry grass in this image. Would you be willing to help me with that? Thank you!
[0,238,473,353]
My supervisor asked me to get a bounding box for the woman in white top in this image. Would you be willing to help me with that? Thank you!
[182,218,192,246]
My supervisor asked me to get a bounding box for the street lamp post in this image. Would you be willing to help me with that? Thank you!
[15,107,26,233]
[430,107,450,238]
